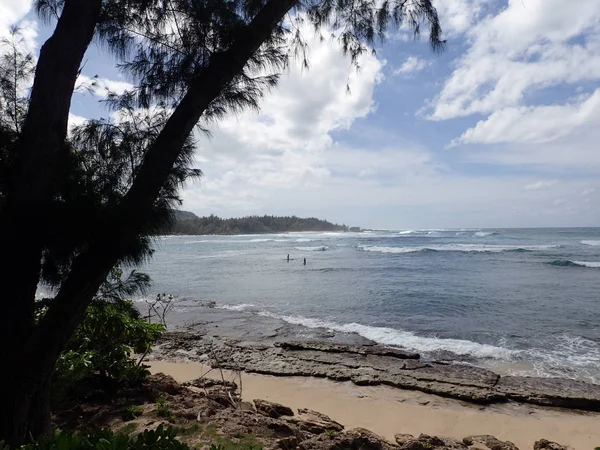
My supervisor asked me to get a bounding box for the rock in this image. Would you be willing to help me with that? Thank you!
[288,408,344,434]
[395,434,415,445]
[462,435,519,450]
[237,401,255,412]
[151,333,600,411]
[496,376,600,412]
[278,436,300,449]
[298,428,399,450]
[533,439,570,450]
[254,399,294,418]
[397,434,467,450]
[276,341,420,360]
[183,377,238,391]
[202,301,217,308]
[147,373,181,395]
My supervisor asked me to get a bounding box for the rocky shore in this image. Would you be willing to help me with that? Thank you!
[69,370,578,450]
[151,332,600,412]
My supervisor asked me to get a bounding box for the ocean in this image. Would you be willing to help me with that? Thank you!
[141,228,600,383]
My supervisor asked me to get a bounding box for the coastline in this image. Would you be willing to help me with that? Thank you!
[148,359,600,450]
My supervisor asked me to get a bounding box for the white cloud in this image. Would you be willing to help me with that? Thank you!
[433,0,491,36]
[0,0,33,39]
[454,89,600,145]
[68,113,87,129]
[181,26,384,214]
[393,56,430,76]
[430,0,600,121]
[524,180,558,191]
[76,74,134,98]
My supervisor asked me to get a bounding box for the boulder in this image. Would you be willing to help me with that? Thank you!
[287,408,344,434]
[463,435,519,450]
[147,373,181,395]
[298,427,399,450]
[533,439,570,450]
[254,399,294,418]
[397,434,467,450]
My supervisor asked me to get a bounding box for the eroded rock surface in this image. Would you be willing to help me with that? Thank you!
[152,333,600,411]
[463,435,519,450]
[254,399,294,418]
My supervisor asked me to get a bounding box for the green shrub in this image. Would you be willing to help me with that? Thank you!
[50,268,165,402]
[155,397,172,419]
[123,406,143,421]
[5,425,189,450]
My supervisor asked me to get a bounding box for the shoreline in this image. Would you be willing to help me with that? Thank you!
[150,332,600,411]
[148,359,600,450]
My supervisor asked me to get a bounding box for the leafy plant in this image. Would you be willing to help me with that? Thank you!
[11,425,189,450]
[51,268,165,403]
[324,429,335,437]
[123,406,143,421]
[155,397,172,419]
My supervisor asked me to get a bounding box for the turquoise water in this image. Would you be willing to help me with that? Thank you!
[143,228,600,382]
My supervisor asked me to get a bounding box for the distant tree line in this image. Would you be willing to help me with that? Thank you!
[170,211,360,235]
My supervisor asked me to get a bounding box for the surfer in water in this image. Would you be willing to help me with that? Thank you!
[287,254,290,262]
[303,257,306,266]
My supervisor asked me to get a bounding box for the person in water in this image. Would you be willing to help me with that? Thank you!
[287,254,290,262]
[303,257,306,265]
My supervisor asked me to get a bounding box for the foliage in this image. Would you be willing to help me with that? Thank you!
[52,268,164,400]
[0,26,34,133]
[123,406,144,421]
[171,212,352,235]
[155,396,173,420]
[2,425,190,450]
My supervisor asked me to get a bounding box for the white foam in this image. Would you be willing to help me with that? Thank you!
[581,240,600,246]
[572,261,600,268]
[218,303,256,311]
[359,245,420,254]
[398,230,416,235]
[294,246,329,251]
[256,311,515,359]
[474,231,496,237]
[295,238,315,242]
[358,244,559,254]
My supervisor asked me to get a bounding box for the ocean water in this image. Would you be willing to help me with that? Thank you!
[142,228,600,383]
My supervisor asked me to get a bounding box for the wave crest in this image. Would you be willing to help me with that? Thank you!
[581,240,600,246]
[358,244,559,254]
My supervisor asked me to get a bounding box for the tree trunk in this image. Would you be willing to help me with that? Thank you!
[0,0,101,445]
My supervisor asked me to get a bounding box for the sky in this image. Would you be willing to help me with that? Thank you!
[2,0,600,229]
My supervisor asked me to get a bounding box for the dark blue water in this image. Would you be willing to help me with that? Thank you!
[142,228,600,382]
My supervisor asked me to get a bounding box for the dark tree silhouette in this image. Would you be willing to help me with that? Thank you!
[0,0,444,444]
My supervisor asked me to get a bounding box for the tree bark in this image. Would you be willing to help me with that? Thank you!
[0,0,101,445]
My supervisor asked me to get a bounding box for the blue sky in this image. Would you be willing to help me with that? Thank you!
[2,0,600,229]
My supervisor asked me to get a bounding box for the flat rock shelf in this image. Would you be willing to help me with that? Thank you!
[152,332,600,412]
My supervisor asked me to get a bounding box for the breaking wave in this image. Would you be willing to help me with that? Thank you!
[548,260,600,268]
[581,240,600,246]
[358,244,560,254]
[294,246,329,251]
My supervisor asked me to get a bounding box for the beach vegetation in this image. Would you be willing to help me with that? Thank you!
[123,406,144,421]
[0,0,444,444]
[155,396,173,420]
[50,268,165,405]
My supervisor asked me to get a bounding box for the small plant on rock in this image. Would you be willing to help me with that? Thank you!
[156,396,173,420]
[124,405,144,421]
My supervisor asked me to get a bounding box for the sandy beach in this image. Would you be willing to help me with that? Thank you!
[149,360,600,450]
